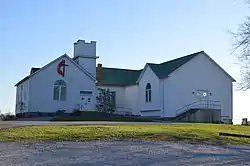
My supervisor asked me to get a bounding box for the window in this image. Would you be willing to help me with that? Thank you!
[146,83,151,102]
[53,80,67,101]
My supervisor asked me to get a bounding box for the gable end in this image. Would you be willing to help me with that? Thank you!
[15,54,96,87]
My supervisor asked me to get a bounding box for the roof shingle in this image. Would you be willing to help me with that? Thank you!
[147,51,202,78]
[98,67,142,86]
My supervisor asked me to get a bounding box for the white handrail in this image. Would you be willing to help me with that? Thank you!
[176,100,221,116]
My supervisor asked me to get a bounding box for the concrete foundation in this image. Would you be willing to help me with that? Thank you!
[179,109,221,123]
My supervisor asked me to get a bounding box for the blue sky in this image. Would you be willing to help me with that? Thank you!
[0,0,249,123]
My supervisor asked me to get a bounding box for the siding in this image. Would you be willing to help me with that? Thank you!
[163,54,233,119]
[15,80,29,114]
[138,65,162,116]
[29,57,96,113]
[76,57,97,78]
[125,85,139,115]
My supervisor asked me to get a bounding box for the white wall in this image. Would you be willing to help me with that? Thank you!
[29,57,96,113]
[73,40,97,78]
[163,53,233,120]
[140,111,161,117]
[74,40,96,57]
[138,65,162,116]
[76,57,97,78]
[15,80,29,114]
[97,85,127,112]
[125,85,139,115]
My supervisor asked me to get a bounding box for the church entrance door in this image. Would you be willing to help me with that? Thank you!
[79,90,93,111]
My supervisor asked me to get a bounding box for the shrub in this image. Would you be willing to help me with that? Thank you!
[37,111,42,116]
[0,111,18,121]
[56,110,66,116]
[48,113,55,117]
[71,109,82,116]
[96,88,116,114]
[16,113,25,118]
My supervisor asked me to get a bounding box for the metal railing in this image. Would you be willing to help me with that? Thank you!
[115,106,133,116]
[176,100,221,116]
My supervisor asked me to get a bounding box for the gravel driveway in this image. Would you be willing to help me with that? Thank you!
[1,140,250,166]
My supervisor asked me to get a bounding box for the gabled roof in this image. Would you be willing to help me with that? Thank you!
[30,68,40,75]
[99,51,202,86]
[15,51,235,87]
[15,54,96,87]
[135,51,202,83]
[148,51,202,78]
[100,51,235,86]
[98,67,142,86]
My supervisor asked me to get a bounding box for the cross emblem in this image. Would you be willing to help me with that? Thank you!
[57,59,69,77]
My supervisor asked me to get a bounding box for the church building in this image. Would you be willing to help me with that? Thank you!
[15,40,235,123]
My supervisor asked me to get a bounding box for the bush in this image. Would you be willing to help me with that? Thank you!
[51,111,153,122]
[96,88,116,114]
[71,109,82,116]
[16,113,25,118]
[37,111,42,116]
[0,111,18,121]
[56,110,66,116]
[48,113,56,117]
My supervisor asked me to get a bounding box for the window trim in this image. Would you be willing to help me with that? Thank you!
[53,80,67,101]
[145,83,152,103]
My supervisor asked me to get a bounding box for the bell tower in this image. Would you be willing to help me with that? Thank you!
[73,40,99,78]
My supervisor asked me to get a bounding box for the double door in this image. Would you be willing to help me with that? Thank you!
[78,90,93,111]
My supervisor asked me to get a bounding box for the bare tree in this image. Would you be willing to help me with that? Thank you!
[231,1,250,90]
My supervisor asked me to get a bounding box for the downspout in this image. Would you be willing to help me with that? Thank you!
[231,82,233,124]
[162,79,165,118]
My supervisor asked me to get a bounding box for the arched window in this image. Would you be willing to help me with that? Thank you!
[53,80,66,101]
[146,83,151,102]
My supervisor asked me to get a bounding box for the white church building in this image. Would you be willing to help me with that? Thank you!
[15,40,235,123]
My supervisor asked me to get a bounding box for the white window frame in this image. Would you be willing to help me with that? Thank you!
[146,83,152,103]
[53,80,67,101]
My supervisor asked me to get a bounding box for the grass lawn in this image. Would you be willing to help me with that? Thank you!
[1,123,250,145]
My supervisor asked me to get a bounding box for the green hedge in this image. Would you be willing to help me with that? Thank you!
[51,111,153,122]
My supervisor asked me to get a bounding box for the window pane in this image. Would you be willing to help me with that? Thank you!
[60,86,66,101]
[53,86,60,100]
[146,83,151,90]
[149,90,151,102]
[55,80,66,86]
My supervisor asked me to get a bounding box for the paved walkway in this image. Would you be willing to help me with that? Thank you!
[0,140,250,165]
